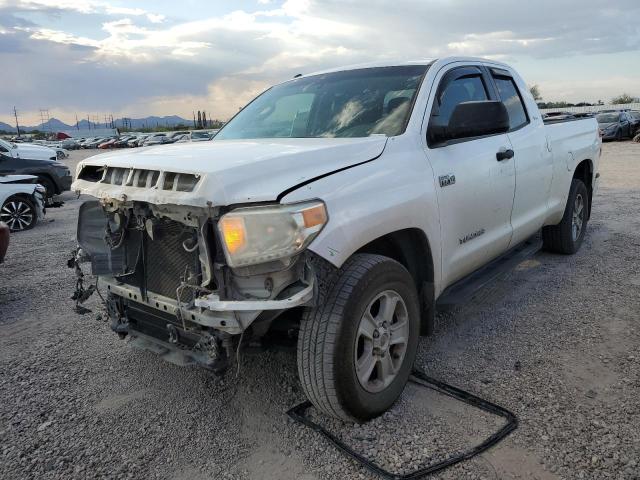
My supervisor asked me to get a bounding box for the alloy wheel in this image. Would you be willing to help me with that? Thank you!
[1,200,34,231]
[354,290,409,393]
[572,193,584,241]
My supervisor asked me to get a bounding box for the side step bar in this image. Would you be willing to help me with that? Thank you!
[436,237,543,308]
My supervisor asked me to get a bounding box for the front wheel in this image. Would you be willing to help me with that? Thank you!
[542,178,588,254]
[297,254,420,422]
[1,196,37,232]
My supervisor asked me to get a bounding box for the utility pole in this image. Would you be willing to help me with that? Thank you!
[75,114,79,131]
[13,107,21,136]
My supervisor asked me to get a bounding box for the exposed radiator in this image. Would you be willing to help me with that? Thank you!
[116,219,200,302]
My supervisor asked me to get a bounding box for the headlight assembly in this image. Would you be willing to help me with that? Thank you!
[218,201,327,268]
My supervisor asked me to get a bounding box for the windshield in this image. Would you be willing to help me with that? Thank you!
[216,65,429,140]
[597,113,619,123]
[0,139,15,150]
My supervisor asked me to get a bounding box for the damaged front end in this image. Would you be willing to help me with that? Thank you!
[74,187,321,372]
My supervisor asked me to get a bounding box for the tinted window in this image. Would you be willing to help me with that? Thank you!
[432,75,488,130]
[216,65,428,139]
[596,113,619,123]
[493,77,528,130]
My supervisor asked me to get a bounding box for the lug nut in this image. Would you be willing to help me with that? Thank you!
[373,330,380,338]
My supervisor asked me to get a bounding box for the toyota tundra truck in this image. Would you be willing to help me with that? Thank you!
[72,57,600,422]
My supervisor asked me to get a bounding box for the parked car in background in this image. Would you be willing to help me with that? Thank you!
[173,134,190,143]
[82,137,106,149]
[112,136,135,148]
[0,138,57,162]
[0,142,72,203]
[143,134,172,146]
[79,137,97,148]
[98,138,118,149]
[166,131,190,140]
[131,135,150,147]
[597,111,634,140]
[0,174,46,231]
[190,131,213,142]
[0,221,8,262]
[59,139,81,150]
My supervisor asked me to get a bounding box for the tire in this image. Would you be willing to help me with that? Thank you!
[1,196,37,232]
[542,178,588,254]
[297,254,420,422]
[37,176,56,203]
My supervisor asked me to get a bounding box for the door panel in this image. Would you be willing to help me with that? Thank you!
[424,64,516,288]
[490,71,553,246]
[506,124,553,244]
[427,135,515,286]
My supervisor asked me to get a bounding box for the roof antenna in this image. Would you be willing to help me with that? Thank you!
[293,73,302,78]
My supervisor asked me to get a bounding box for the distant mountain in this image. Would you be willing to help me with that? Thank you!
[0,121,16,132]
[0,115,193,133]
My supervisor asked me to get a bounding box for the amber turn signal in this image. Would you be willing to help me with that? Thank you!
[219,216,247,254]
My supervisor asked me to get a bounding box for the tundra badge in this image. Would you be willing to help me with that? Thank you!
[439,174,456,187]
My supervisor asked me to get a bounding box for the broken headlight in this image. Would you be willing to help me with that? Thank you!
[218,201,327,268]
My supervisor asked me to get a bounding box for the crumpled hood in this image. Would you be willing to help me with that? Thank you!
[73,137,388,207]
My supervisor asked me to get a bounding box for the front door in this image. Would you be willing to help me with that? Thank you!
[423,65,516,288]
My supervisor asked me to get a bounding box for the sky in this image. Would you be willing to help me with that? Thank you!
[1,0,639,126]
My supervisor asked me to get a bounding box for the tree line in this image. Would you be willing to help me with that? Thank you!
[529,85,639,109]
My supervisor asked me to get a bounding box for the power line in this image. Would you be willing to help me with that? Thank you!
[39,109,50,133]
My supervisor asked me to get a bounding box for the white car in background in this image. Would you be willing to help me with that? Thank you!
[143,134,172,146]
[0,139,57,161]
[0,174,46,231]
[190,131,213,142]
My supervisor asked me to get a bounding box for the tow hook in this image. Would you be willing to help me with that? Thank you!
[166,324,179,344]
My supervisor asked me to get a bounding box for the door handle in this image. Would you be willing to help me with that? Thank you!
[496,148,514,161]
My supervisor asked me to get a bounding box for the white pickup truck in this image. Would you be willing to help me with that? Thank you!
[73,57,600,422]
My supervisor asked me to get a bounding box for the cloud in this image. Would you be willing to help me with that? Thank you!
[0,0,639,124]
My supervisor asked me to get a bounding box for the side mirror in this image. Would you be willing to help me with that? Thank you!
[445,101,510,143]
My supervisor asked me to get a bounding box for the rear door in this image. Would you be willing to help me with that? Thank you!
[488,67,553,246]
[423,64,516,287]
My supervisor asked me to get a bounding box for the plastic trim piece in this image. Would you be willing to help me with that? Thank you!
[287,369,518,479]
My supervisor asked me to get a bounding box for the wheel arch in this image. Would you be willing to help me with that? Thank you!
[354,228,436,335]
[573,159,593,219]
[36,173,59,195]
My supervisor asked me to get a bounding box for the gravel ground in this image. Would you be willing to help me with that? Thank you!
[1,142,639,480]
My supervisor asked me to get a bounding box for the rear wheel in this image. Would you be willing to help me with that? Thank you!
[297,254,420,422]
[542,178,588,254]
[1,196,37,232]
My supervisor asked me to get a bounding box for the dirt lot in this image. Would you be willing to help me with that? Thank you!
[1,142,639,480]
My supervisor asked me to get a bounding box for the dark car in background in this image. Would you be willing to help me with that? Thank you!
[0,147,72,204]
[597,111,634,140]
